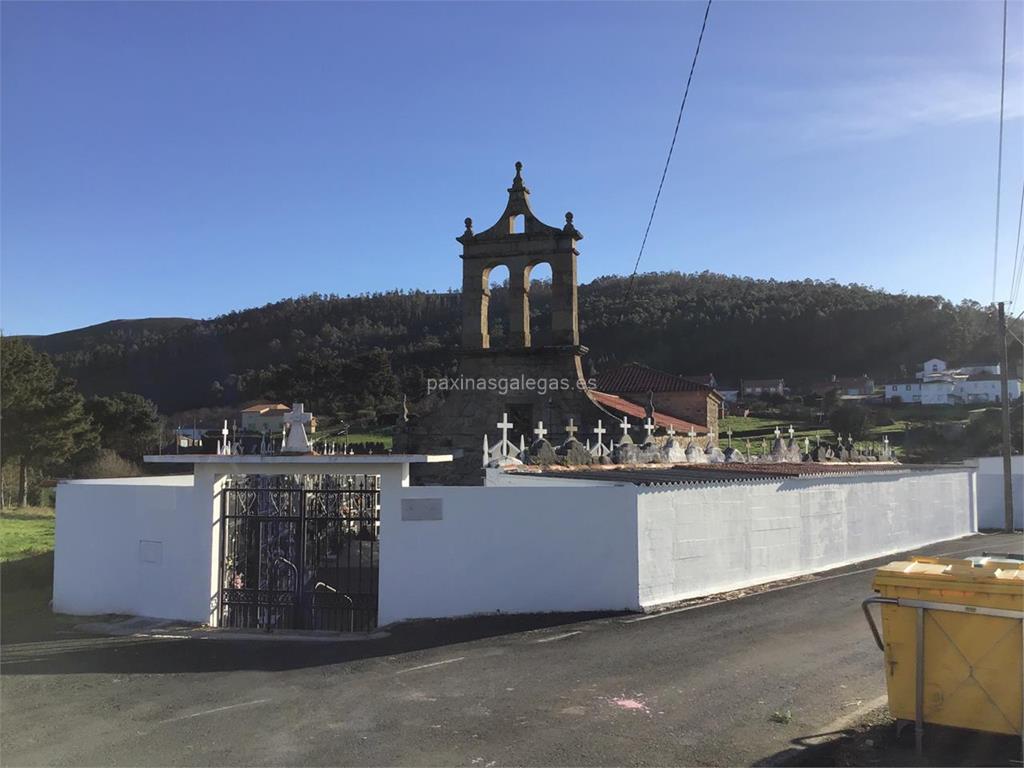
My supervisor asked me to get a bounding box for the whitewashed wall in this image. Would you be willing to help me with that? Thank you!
[636,469,976,609]
[378,486,640,625]
[975,456,1023,529]
[52,476,210,622]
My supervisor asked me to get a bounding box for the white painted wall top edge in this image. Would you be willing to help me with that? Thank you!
[59,475,195,486]
[144,453,454,465]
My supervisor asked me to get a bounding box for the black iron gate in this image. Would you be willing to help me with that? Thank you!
[218,475,380,632]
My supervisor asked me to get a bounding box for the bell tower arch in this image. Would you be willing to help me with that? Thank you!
[457,162,583,351]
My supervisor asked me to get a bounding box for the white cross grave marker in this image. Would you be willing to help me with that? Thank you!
[643,418,656,442]
[774,426,782,439]
[688,426,697,440]
[565,418,579,439]
[619,416,631,438]
[666,424,676,438]
[727,429,733,447]
[283,403,313,453]
[534,421,548,441]
[496,413,513,445]
[788,425,795,440]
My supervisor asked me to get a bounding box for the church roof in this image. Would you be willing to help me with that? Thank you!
[588,390,705,433]
[595,363,718,396]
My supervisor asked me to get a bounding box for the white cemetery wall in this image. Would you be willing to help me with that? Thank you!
[378,486,641,625]
[974,455,1024,529]
[52,476,209,622]
[635,468,977,609]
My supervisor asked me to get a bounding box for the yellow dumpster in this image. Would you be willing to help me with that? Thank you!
[862,556,1024,745]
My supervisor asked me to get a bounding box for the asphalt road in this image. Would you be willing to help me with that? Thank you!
[2,532,1021,767]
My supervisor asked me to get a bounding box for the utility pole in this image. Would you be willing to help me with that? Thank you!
[997,302,1014,532]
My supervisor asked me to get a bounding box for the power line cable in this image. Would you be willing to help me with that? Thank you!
[991,0,1008,303]
[618,0,713,322]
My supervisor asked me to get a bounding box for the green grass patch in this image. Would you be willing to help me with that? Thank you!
[0,506,55,562]
[323,430,394,448]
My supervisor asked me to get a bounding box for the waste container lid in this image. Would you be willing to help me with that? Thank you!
[873,556,1024,593]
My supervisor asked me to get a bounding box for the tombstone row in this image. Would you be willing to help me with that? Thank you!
[482,415,896,469]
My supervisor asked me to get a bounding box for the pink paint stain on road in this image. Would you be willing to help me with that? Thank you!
[610,697,649,713]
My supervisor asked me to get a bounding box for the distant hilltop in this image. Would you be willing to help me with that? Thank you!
[17,271,1019,414]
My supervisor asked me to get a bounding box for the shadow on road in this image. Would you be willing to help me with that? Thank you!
[759,716,1022,767]
[2,556,620,674]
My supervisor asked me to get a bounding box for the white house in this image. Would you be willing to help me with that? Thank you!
[885,360,1020,405]
[917,358,948,379]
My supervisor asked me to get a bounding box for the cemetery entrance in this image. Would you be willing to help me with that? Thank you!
[218,474,380,632]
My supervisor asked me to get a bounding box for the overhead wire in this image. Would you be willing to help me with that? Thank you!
[617,0,713,323]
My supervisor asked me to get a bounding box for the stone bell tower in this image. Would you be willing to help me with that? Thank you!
[458,161,582,351]
[399,162,607,485]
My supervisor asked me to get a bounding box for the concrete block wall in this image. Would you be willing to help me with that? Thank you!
[378,486,640,625]
[635,469,976,609]
[52,476,209,622]
[974,456,1023,529]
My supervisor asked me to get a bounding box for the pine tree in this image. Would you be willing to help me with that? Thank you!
[1,338,97,506]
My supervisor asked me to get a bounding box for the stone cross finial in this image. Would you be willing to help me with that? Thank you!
[497,413,513,445]
[533,421,548,441]
[463,217,474,236]
[515,161,523,177]
[788,425,795,440]
[774,426,782,439]
[619,416,631,438]
[565,418,579,439]
[283,403,313,453]
[643,418,655,441]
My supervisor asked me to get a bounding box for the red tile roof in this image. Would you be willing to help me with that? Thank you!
[589,390,705,433]
[596,363,718,395]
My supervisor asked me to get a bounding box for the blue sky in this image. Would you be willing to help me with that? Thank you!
[2,0,1021,336]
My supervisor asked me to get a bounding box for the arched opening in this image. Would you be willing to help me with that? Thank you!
[526,261,553,347]
[485,264,510,348]
[509,214,524,234]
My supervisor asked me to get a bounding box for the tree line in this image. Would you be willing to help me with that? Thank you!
[19,271,1020,423]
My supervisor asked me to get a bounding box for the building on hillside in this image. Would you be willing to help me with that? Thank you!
[958,363,1000,376]
[884,381,922,404]
[810,374,875,397]
[593,363,721,437]
[241,402,317,434]
[740,378,785,398]
[917,358,948,379]
[884,360,1020,405]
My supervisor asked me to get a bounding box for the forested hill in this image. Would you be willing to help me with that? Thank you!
[19,272,1017,415]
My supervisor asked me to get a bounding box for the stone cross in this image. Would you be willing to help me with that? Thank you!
[774,426,782,440]
[643,418,655,442]
[688,426,697,440]
[788,425,795,440]
[497,413,513,446]
[666,424,676,438]
[565,418,579,439]
[283,403,313,453]
[594,420,606,444]
[804,437,810,453]
[534,421,548,441]
[619,416,631,438]
[726,429,733,447]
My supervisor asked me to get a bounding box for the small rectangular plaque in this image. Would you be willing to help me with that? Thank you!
[401,498,443,521]
[139,540,163,564]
